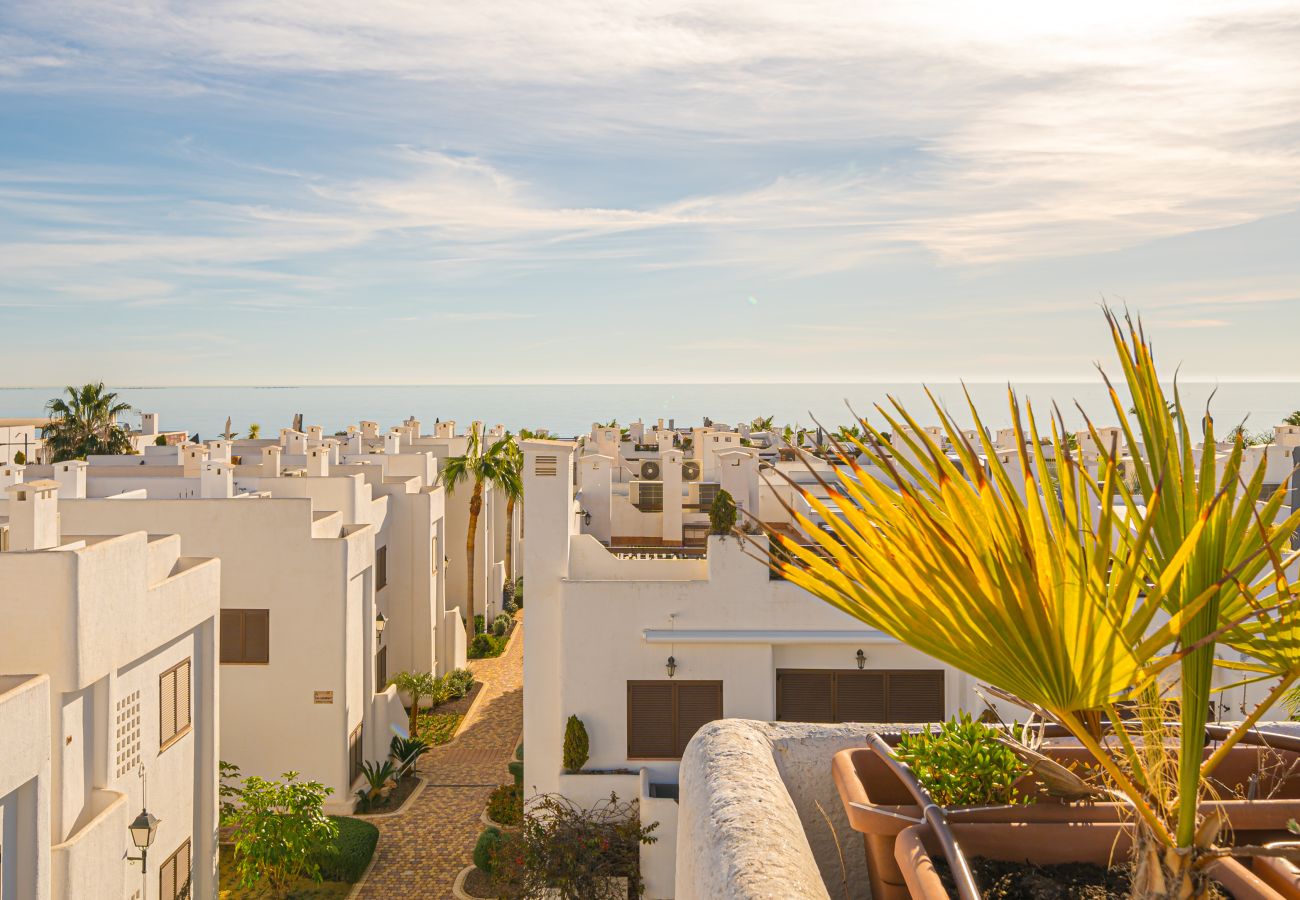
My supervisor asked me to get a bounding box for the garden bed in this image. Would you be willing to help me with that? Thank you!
[460,866,507,899]
[355,773,421,815]
[219,816,377,898]
[932,857,1237,900]
[433,679,483,717]
[416,711,464,745]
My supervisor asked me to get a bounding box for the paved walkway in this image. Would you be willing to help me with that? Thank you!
[356,615,524,899]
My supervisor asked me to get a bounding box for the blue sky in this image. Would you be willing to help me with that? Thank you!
[2,1,1299,385]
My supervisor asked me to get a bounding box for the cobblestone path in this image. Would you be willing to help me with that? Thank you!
[356,615,523,899]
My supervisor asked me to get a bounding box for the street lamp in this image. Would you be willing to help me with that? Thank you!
[127,808,160,871]
[666,655,677,678]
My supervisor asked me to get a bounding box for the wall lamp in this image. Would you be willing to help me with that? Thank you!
[855,649,866,670]
[375,612,388,639]
[581,509,592,527]
[127,808,160,871]
[666,655,677,678]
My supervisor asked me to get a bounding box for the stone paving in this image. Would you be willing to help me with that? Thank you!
[355,615,524,899]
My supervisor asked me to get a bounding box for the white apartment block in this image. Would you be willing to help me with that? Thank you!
[0,417,48,466]
[0,481,220,900]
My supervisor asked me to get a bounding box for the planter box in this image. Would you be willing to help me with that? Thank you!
[834,740,1300,900]
[894,822,1280,900]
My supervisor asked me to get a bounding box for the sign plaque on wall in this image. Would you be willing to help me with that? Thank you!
[313,691,334,704]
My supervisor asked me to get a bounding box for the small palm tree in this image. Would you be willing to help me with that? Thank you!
[441,425,522,643]
[246,423,261,440]
[1285,411,1300,427]
[388,671,440,736]
[500,436,524,591]
[43,383,134,461]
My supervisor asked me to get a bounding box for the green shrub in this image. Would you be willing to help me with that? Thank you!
[474,826,504,874]
[154,434,168,446]
[316,816,379,882]
[515,743,524,761]
[563,715,589,772]
[493,613,511,636]
[11,451,25,465]
[709,488,737,535]
[474,613,486,634]
[514,577,524,608]
[444,668,475,699]
[893,713,1032,808]
[469,633,496,658]
[415,712,463,745]
[508,759,524,788]
[487,782,523,826]
[227,770,338,893]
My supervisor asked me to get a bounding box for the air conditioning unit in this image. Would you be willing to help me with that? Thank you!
[640,460,661,480]
[681,460,701,481]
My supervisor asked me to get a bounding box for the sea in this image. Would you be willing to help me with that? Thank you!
[2,383,1298,440]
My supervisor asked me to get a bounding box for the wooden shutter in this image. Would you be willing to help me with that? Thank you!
[349,724,364,780]
[159,838,190,899]
[176,659,192,732]
[835,671,887,722]
[222,610,270,664]
[376,546,388,590]
[776,671,834,722]
[375,646,387,693]
[219,610,242,663]
[627,682,675,758]
[886,671,945,723]
[674,682,723,757]
[160,667,177,746]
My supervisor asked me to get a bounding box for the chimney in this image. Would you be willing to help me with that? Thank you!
[306,425,323,442]
[285,430,308,456]
[385,430,402,455]
[360,421,379,438]
[436,421,456,439]
[182,444,209,477]
[208,439,233,463]
[140,412,159,436]
[261,445,282,477]
[200,461,233,498]
[346,433,363,456]
[323,438,341,465]
[306,446,330,477]
[52,460,87,499]
[406,418,421,440]
[6,480,60,551]
[629,421,645,443]
[661,447,684,545]
[279,427,293,445]
[0,463,24,489]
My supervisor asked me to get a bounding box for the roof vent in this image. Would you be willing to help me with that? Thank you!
[535,455,558,477]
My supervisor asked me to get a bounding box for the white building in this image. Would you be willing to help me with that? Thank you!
[0,481,221,900]
[0,417,48,466]
[522,438,974,899]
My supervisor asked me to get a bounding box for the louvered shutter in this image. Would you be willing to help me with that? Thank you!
[219,610,243,663]
[177,660,192,732]
[835,672,887,722]
[244,610,270,663]
[886,671,945,723]
[627,683,675,758]
[674,683,722,757]
[160,850,176,899]
[160,667,177,745]
[776,671,834,722]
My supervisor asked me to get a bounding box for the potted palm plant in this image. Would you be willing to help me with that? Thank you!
[770,311,1300,898]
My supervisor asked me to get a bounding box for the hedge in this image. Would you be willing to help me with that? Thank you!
[316,816,379,882]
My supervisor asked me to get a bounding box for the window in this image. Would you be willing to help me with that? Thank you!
[220,610,269,664]
[376,546,388,590]
[348,723,364,781]
[159,659,192,750]
[627,681,722,759]
[775,669,944,724]
[159,838,191,900]
[375,645,387,694]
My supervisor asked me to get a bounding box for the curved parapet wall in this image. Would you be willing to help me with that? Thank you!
[676,719,887,900]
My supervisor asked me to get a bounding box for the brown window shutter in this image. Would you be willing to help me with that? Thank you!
[776,671,834,722]
[627,682,675,758]
[673,682,723,757]
[160,668,177,745]
[835,671,887,722]
[219,610,242,663]
[376,546,388,590]
[244,610,270,663]
[886,671,945,723]
[160,852,176,900]
[177,660,192,731]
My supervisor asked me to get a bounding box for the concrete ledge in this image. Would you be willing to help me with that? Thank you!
[677,719,891,900]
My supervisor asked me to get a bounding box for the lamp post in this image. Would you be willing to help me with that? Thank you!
[127,808,160,872]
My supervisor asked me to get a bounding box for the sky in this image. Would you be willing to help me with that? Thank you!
[2,1,1299,385]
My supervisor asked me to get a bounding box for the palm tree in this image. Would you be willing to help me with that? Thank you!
[752,415,775,432]
[246,423,261,440]
[500,436,524,594]
[43,383,134,461]
[388,671,441,736]
[441,425,522,643]
[1285,411,1300,427]
[766,310,1300,898]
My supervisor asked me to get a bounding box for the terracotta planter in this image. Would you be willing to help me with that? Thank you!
[834,739,1300,900]
[895,822,1282,900]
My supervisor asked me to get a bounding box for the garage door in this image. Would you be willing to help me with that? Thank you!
[775,669,944,723]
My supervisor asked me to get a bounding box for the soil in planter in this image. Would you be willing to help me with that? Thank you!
[435,680,484,717]
[932,857,1235,900]
[462,867,506,899]
[357,774,419,814]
